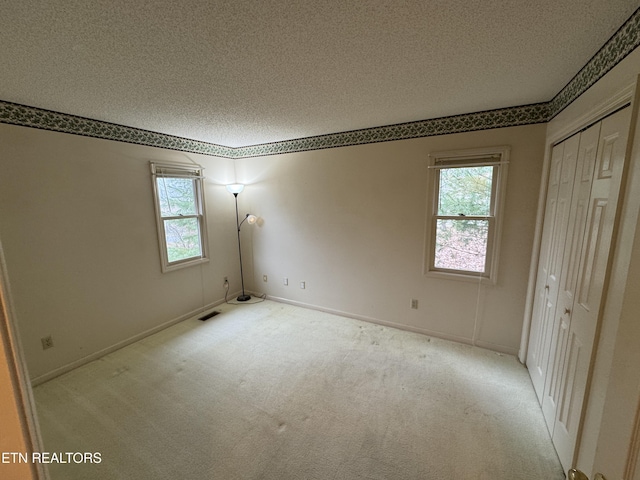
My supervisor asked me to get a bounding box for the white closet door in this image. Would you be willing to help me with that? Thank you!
[541,122,601,430]
[551,107,631,472]
[527,135,579,403]
[527,142,563,400]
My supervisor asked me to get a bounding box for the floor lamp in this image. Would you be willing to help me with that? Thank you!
[226,184,257,302]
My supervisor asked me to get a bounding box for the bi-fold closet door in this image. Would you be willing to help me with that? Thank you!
[526,106,631,472]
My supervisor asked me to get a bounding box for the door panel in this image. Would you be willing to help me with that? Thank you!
[551,108,631,472]
[528,143,564,399]
[541,123,601,431]
[534,135,580,426]
[528,135,579,404]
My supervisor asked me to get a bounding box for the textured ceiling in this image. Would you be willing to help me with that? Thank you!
[1,0,639,148]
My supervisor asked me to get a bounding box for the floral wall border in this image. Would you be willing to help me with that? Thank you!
[1,6,639,159]
[235,103,551,158]
[0,99,550,159]
[548,5,640,118]
[0,101,235,158]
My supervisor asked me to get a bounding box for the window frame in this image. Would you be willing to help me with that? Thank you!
[150,162,209,273]
[424,146,509,283]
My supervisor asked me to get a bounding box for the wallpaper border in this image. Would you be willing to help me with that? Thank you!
[0,101,235,158]
[548,5,640,118]
[235,103,551,158]
[1,6,639,158]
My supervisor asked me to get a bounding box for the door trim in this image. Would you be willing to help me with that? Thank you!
[625,396,640,479]
[0,241,48,480]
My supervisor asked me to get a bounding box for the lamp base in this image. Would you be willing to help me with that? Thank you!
[236,294,251,302]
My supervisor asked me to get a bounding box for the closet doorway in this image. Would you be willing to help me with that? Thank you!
[526,105,631,472]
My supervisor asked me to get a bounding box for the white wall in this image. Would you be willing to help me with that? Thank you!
[0,124,242,381]
[236,124,546,354]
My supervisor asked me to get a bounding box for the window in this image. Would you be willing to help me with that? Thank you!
[151,163,208,272]
[425,146,509,282]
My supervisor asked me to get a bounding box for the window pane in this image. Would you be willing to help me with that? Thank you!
[434,219,488,273]
[438,166,494,216]
[164,218,202,263]
[156,178,197,217]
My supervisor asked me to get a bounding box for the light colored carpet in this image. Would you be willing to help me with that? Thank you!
[33,300,564,479]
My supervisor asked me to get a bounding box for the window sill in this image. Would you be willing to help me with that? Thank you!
[161,257,209,273]
[424,269,496,285]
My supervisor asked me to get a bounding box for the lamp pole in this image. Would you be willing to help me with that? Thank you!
[233,192,251,302]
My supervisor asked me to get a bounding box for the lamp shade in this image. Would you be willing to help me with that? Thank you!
[226,184,245,194]
[247,214,258,225]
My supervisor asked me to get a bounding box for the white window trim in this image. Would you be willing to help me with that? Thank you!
[424,146,509,284]
[150,162,209,273]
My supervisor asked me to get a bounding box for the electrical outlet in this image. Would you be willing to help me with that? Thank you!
[411,299,419,309]
[223,276,229,287]
[300,281,306,289]
[41,335,54,350]
[263,275,268,282]
[283,277,289,286]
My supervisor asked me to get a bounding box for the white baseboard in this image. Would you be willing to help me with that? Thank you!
[30,296,233,386]
[261,293,519,357]
[32,291,518,386]
[473,340,518,356]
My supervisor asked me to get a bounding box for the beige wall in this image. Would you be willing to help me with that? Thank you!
[236,124,546,354]
[0,124,241,381]
[0,111,547,377]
